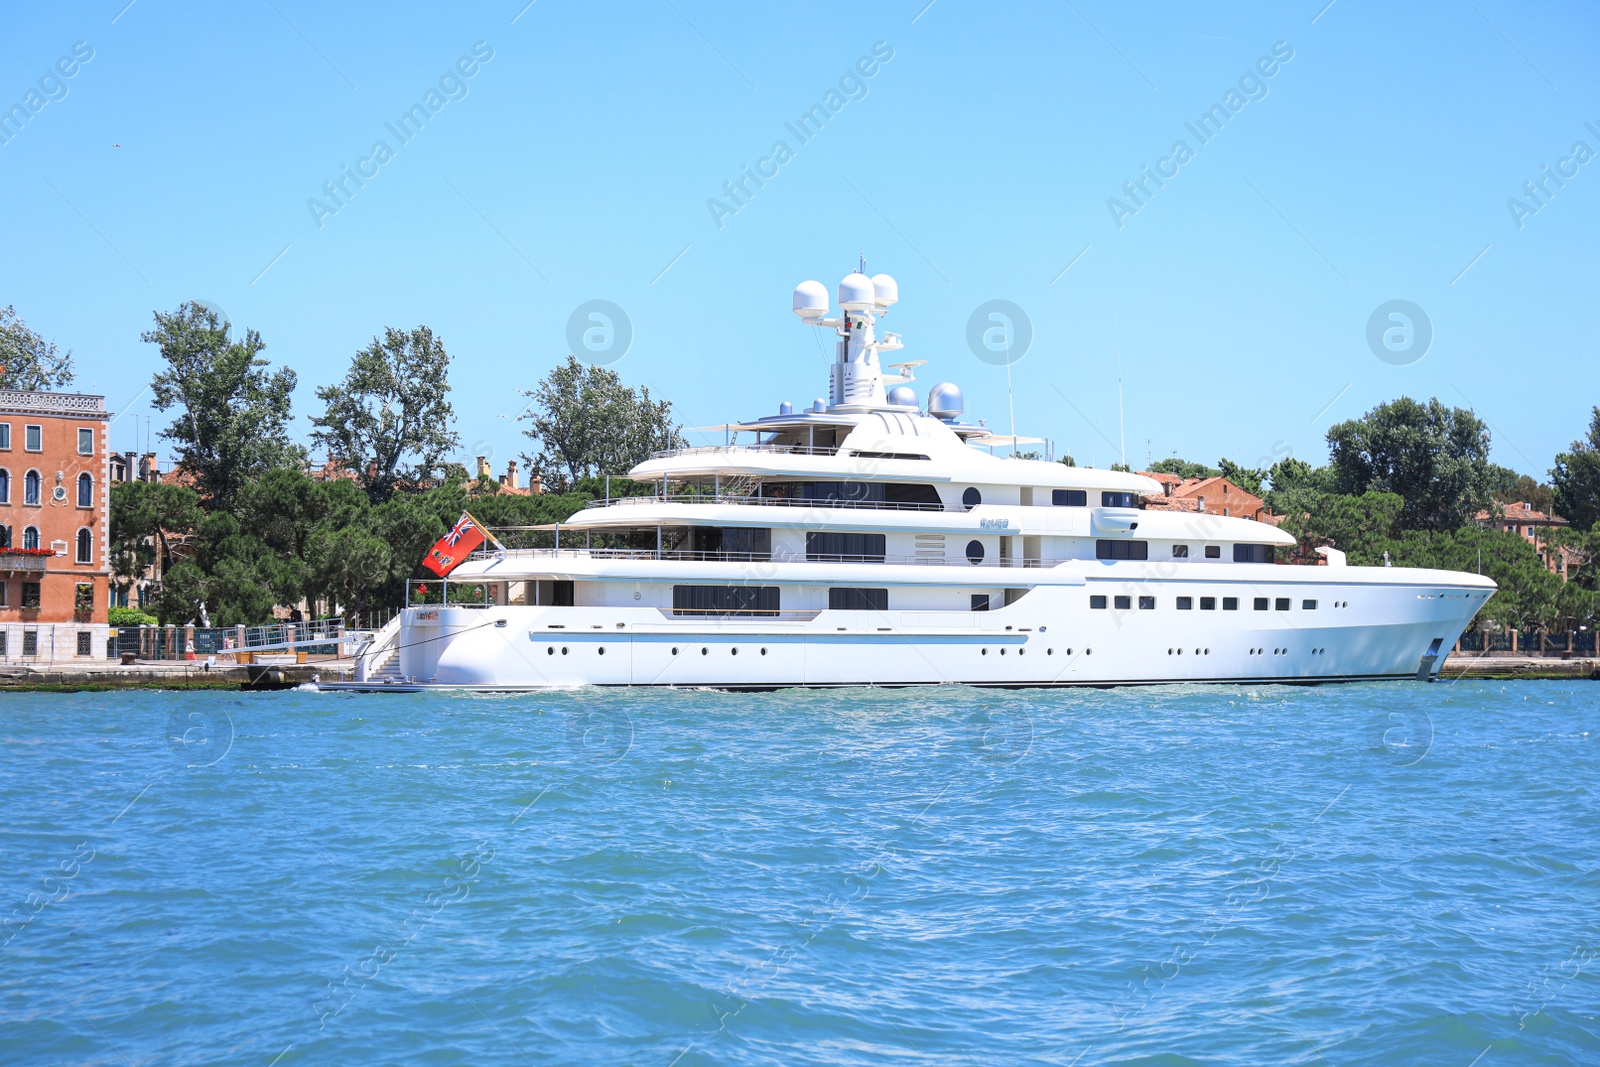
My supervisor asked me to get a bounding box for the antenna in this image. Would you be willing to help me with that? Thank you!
[858,253,866,275]
[1115,311,1126,468]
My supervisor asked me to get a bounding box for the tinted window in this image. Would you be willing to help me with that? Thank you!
[692,527,771,559]
[830,587,888,611]
[1176,596,1192,610]
[962,487,982,510]
[1275,598,1291,611]
[1254,597,1269,611]
[1089,595,1107,609]
[1303,599,1318,610]
[971,594,990,612]
[1200,596,1216,610]
[965,540,985,564]
[1114,595,1131,610]
[1138,596,1155,610]
[807,532,886,561]
[1172,544,1188,558]
[1052,489,1087,507]
[884,483,943,506]
[1205,545,1221,558]
[1095,540,1149,560]
[1233,544,1276,563]
[673,585,780,616]
[1101,491,1140,508]
[1223,597,1238,610]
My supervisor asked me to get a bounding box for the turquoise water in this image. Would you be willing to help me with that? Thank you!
[1,681,1596,1066]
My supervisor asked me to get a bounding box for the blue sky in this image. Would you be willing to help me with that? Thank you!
[2,0,1595,479]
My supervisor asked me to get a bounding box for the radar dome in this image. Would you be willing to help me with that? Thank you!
[792,280,829,318]
[886,385,917,408]
[778,401,793,415]
[812,398,827,413]
[927,382,964,420]
[837,272,875,311]
[871,273,898,308]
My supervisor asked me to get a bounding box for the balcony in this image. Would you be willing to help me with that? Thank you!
[0,549,50,575]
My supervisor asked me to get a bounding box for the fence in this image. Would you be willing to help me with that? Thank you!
[112,618,358,661]
[1456,631,1597,656]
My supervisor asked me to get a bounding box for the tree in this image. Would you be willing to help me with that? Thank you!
[109,480,203,603]
[520,355,685,490]
[0,306,74,390]
[309,325,461,502]
[1489,468,1557,517]
[145,302,301,511]
[1147,457,1218,480]
[1551,407,1600,531]
[1326,397,1495,531]
[1217,458,1266,496]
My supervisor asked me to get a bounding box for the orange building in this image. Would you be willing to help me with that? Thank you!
[0,390,111,661]
[1138,472,1281,524]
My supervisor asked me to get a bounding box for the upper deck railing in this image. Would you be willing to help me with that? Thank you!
[468,545,1069,569]
[577,494,947,513]
[649,443,840,460]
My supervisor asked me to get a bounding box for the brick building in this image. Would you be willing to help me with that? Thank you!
[1138,472,1281,525]
[1477,501,1583,579]
[0,390,111,661]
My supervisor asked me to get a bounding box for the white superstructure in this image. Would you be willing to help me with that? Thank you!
[336,266,1495,690]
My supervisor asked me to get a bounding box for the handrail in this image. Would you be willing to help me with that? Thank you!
[577,494,947,513]
[465,547,1070,569]
[650,443,841,460]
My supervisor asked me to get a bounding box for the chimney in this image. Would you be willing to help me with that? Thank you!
[529,472,543,495]
[140,452,159,481]
[503,459,520,490]
[476,455,491,479]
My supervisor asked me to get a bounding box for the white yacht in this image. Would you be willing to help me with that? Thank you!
[339,267,1495,690]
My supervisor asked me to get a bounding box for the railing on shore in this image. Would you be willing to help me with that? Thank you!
[1457,631,1597,656]
[110,618,359,662]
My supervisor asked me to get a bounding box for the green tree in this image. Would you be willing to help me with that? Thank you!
[519,355,685,490]
[1326,396,1495,531]
[1551,406,1600,531]
[1217,458,1266,496]
[0,305,74,390]
[1147,457,1218,480]
[145,302,301,511]
[108,480,204,601]
[309,325,461,502]
[155,511,279,626]
[1272,490,1405,563]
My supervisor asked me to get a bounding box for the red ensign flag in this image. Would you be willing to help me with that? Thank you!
[421,512,487,577]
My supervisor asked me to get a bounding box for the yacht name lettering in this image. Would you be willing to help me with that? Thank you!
[979,519,1010,529]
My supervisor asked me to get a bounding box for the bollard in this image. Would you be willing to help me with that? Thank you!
[164,624,177,661]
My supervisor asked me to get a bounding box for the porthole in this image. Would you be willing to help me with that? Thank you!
[701,647,708,656]
[966,540,985,565]
[598,647,606,656]
[547,646,554,655]
[731,648,738,656]
[981,648,988,656]
[1047,648,1054,655]
[1000,648,1006,655]
[1018,648,1025,656]
[963,487,982,510]
[671,647,679,655]
[1167,649,1173,656]
[1065,648,1072,655]
[760,648,767,656]
[561,646,569,655]
[1086,648,1092,655]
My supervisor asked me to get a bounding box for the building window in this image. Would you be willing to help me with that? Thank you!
[1204,545,1221,558]
[77,631,92,656]
[1302,599,1318,610]
[0,581,7,606]
[1052,489,1087,507]
[22,582,41,609]
[24,469,41,506]
[0,423,9,449]
[23,526,40,550]
[962,487,982,510]
[671,585,779,617]
[0,525,9,548]
[829,587,888,611]
[1254,597,1269,611]
[76,527,92,563]
[77,472,93,507]
[1233,544,1276,563]
[0,468,8,504]
[24,425,42,452]
[23,630,37,656]
[1095,540,1149,560]
[965,539,985,564]
[1172,544,1189,558]
[1138,596,1155,610]
[1090,595,1107,609]
[1113,595,1132,610]
[1223,597,1239,610]
[76,583,94,611]
[1275,598,1291,611]
[806,531,886,562]
[1200,596,1216,610]
[971,594,990,612]
[1177,596,1192,610]
[78,428,94,455]
[1101,491,1140,508]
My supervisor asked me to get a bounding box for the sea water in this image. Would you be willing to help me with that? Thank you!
[0,681,1595,1066]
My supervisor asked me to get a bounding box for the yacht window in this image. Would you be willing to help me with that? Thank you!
[691,526,771,560]
[1113,595,1131,610]
[806,532,886,561]
[850,450,930,461]
[672,585,780,616]
[1303,599,1318,610]
[1138,596,1155,610]
[1177,596,1192,610]
[1090,595,1107,609]
[1052,489,1087,507]
[1200,597,1216,610]
[1095,540,1149,561]
[972,594,990,612]
[1254,597,1269,611]
[1275,598,1291,611]
[1172,544,1189,558]
[1223,597,1238,610]
[962,487,982,510]
[1205,546,1221,559]
[830,588,888,611]
[552,581,574,606]
[965,540,985,564]
[1101,491,1140,508]
[1233,544,1276,563]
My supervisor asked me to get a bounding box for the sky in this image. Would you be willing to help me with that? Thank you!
[1,0,1595,481]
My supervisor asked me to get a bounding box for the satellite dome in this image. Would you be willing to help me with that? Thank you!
[837,272,875,311]
[927,382,964,420]
[886,385,917,408]
[778,401,793,415]
[871,273,898,308]
[812,398,827,413]
[792,280,829,318]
